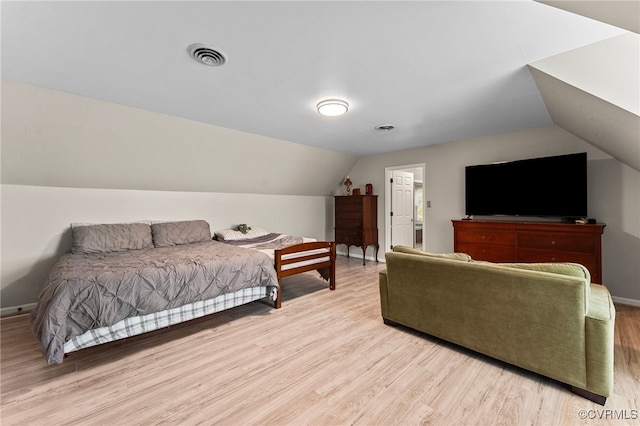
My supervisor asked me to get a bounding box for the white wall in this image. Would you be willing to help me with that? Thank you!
[0,184,332,311]
[345,125,640,303]
[1,79,357,196]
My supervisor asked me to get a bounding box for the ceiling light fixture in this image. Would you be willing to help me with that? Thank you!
[317,99,349,117]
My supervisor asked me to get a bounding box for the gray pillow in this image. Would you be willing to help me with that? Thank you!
[71,222,154,254]
[151,220,212,247]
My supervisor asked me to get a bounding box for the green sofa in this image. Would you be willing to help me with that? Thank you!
[379,246,615,404]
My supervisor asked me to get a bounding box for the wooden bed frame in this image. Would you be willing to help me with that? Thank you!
[273,241,336,308]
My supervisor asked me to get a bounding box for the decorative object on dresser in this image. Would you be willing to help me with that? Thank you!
[335,195,379,265]
[452,220,605,284]
[365,183,373,195]
[343,176,353,195]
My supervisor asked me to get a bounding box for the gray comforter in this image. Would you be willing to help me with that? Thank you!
[30,240,278,364]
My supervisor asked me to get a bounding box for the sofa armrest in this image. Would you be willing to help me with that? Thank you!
[584,283,615,397]
[379,269,389,319]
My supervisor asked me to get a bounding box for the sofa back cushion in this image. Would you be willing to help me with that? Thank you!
[498,262,591,283]
[392,245,472,262]
[497,262,591,309]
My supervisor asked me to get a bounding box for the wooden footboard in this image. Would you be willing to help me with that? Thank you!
[273,241,336,308]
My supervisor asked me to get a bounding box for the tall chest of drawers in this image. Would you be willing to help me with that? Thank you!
[452,220,605,284]
[335,195,379,264]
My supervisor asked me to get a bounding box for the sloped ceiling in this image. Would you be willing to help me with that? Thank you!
[0,1,625,157]
[538,0,640,33]
[532,1,640,172]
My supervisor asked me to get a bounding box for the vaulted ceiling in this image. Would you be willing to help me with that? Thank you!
[1,1,637,167]
[533,1,639,171]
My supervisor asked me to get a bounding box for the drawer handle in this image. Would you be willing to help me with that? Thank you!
[551,257,556,261]
[481,235,486,240]
[551,240,556,246]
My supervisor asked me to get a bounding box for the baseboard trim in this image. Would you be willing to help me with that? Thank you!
[611,296,640,308]
[336,249,385,263]
[1,303,36,318]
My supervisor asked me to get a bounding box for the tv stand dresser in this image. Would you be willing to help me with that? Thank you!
[452,220,605,284]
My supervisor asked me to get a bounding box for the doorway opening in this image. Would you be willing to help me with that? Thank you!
[384,163,425,251]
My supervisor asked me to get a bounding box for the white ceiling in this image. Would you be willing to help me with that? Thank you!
[1,1,626,157]
[539,0,640,34]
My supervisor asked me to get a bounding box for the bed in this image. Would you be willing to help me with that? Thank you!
[214,228,336,309]
[30,220,279,364]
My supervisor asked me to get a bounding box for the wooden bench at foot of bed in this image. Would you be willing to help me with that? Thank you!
[273,241,336,309]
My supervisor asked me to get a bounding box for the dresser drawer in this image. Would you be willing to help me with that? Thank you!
[336,210,363,221]
[336,199,362,210]
[336,221,363,231]
[335,206,363,215]
[452,220,604,284]
[456,230,515,246]
[518,233,595,253]
[456,243,515,262]
[335,230,362,245]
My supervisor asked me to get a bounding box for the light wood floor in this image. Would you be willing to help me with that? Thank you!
[1,256,639,425]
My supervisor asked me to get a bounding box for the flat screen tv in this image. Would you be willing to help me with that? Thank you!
[465,152,587,218]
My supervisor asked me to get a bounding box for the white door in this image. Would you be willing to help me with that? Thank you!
[390,170,414,249]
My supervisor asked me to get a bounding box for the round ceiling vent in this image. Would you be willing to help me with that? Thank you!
[187,43,227,66]
[375,124,396,131]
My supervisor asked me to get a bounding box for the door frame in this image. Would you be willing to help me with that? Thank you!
[384,163,426,252]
